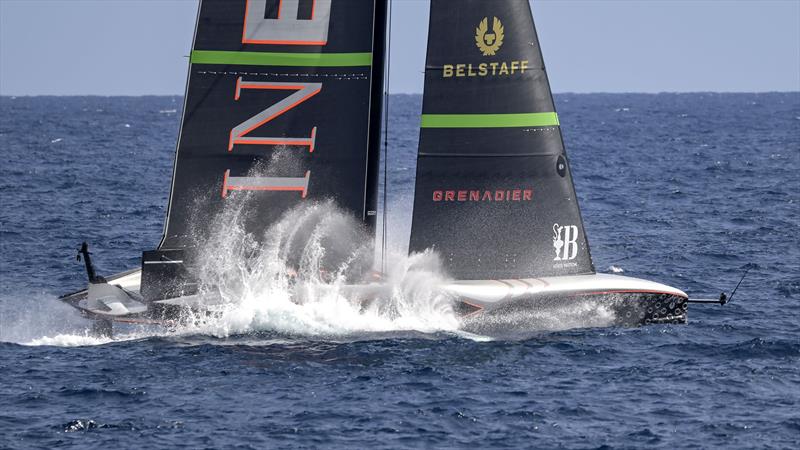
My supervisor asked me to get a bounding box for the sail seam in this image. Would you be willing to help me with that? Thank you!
[191,50,372,67]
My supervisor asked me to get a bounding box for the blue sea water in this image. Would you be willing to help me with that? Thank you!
[0,93,798,448]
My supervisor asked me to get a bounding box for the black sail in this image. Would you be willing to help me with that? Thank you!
[140,0,386,300]
[408,0,594,280]
[159,0,386,249]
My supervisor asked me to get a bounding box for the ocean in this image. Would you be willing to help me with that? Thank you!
[0,93,798,448]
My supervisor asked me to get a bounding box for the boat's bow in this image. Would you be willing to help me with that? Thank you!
[444,273,688,326]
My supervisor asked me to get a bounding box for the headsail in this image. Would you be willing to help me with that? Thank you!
[159,0,386,249]
[408,0,594,280]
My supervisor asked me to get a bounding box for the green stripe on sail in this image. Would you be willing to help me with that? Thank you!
[420,112,560,128]
[191,50,372,67]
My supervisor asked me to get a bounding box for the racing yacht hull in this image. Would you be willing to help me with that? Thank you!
[60,269,687,331]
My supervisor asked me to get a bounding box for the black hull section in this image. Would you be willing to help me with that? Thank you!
[459,292,687,333]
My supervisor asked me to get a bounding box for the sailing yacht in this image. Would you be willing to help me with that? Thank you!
[60,0,689,332]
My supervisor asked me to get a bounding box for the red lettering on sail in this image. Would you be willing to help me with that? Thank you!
[229,78,321,152]
[223,79,320,199]
[222,169,311,198]
[430,188,534,203]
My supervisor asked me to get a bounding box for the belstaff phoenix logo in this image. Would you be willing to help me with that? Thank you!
[442,16,526,78]
[553,223,579,261]
[476,17,504,56]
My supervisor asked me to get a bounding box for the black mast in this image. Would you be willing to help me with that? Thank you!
[364,0,389,232]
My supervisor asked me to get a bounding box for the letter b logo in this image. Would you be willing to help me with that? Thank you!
[553,224,579,261]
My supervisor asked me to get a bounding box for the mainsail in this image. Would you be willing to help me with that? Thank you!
[159,0,386,250]
[139,0,386,300]
[408,0,594,280]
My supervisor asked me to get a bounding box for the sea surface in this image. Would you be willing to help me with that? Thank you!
[1,93,798,449]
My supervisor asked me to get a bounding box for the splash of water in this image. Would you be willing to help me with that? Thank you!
[182,198,461,338]
[0,292,130,346]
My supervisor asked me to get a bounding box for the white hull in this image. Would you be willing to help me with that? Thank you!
[445,273,686,308]
[60,268,687,328]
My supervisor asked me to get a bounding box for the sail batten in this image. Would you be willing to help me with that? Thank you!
[409,0,594,280]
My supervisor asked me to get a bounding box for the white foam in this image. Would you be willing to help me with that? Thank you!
[179,198,461,338]
[25,333,114,347]
[0,292,143,346]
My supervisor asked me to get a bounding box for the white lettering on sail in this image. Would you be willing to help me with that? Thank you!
[222,169,310,198]
[229,78,321,151]
[242,0,332,45]
[553,223,579,261]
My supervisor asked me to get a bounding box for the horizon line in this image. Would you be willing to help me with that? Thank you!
[2,90,799,98]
